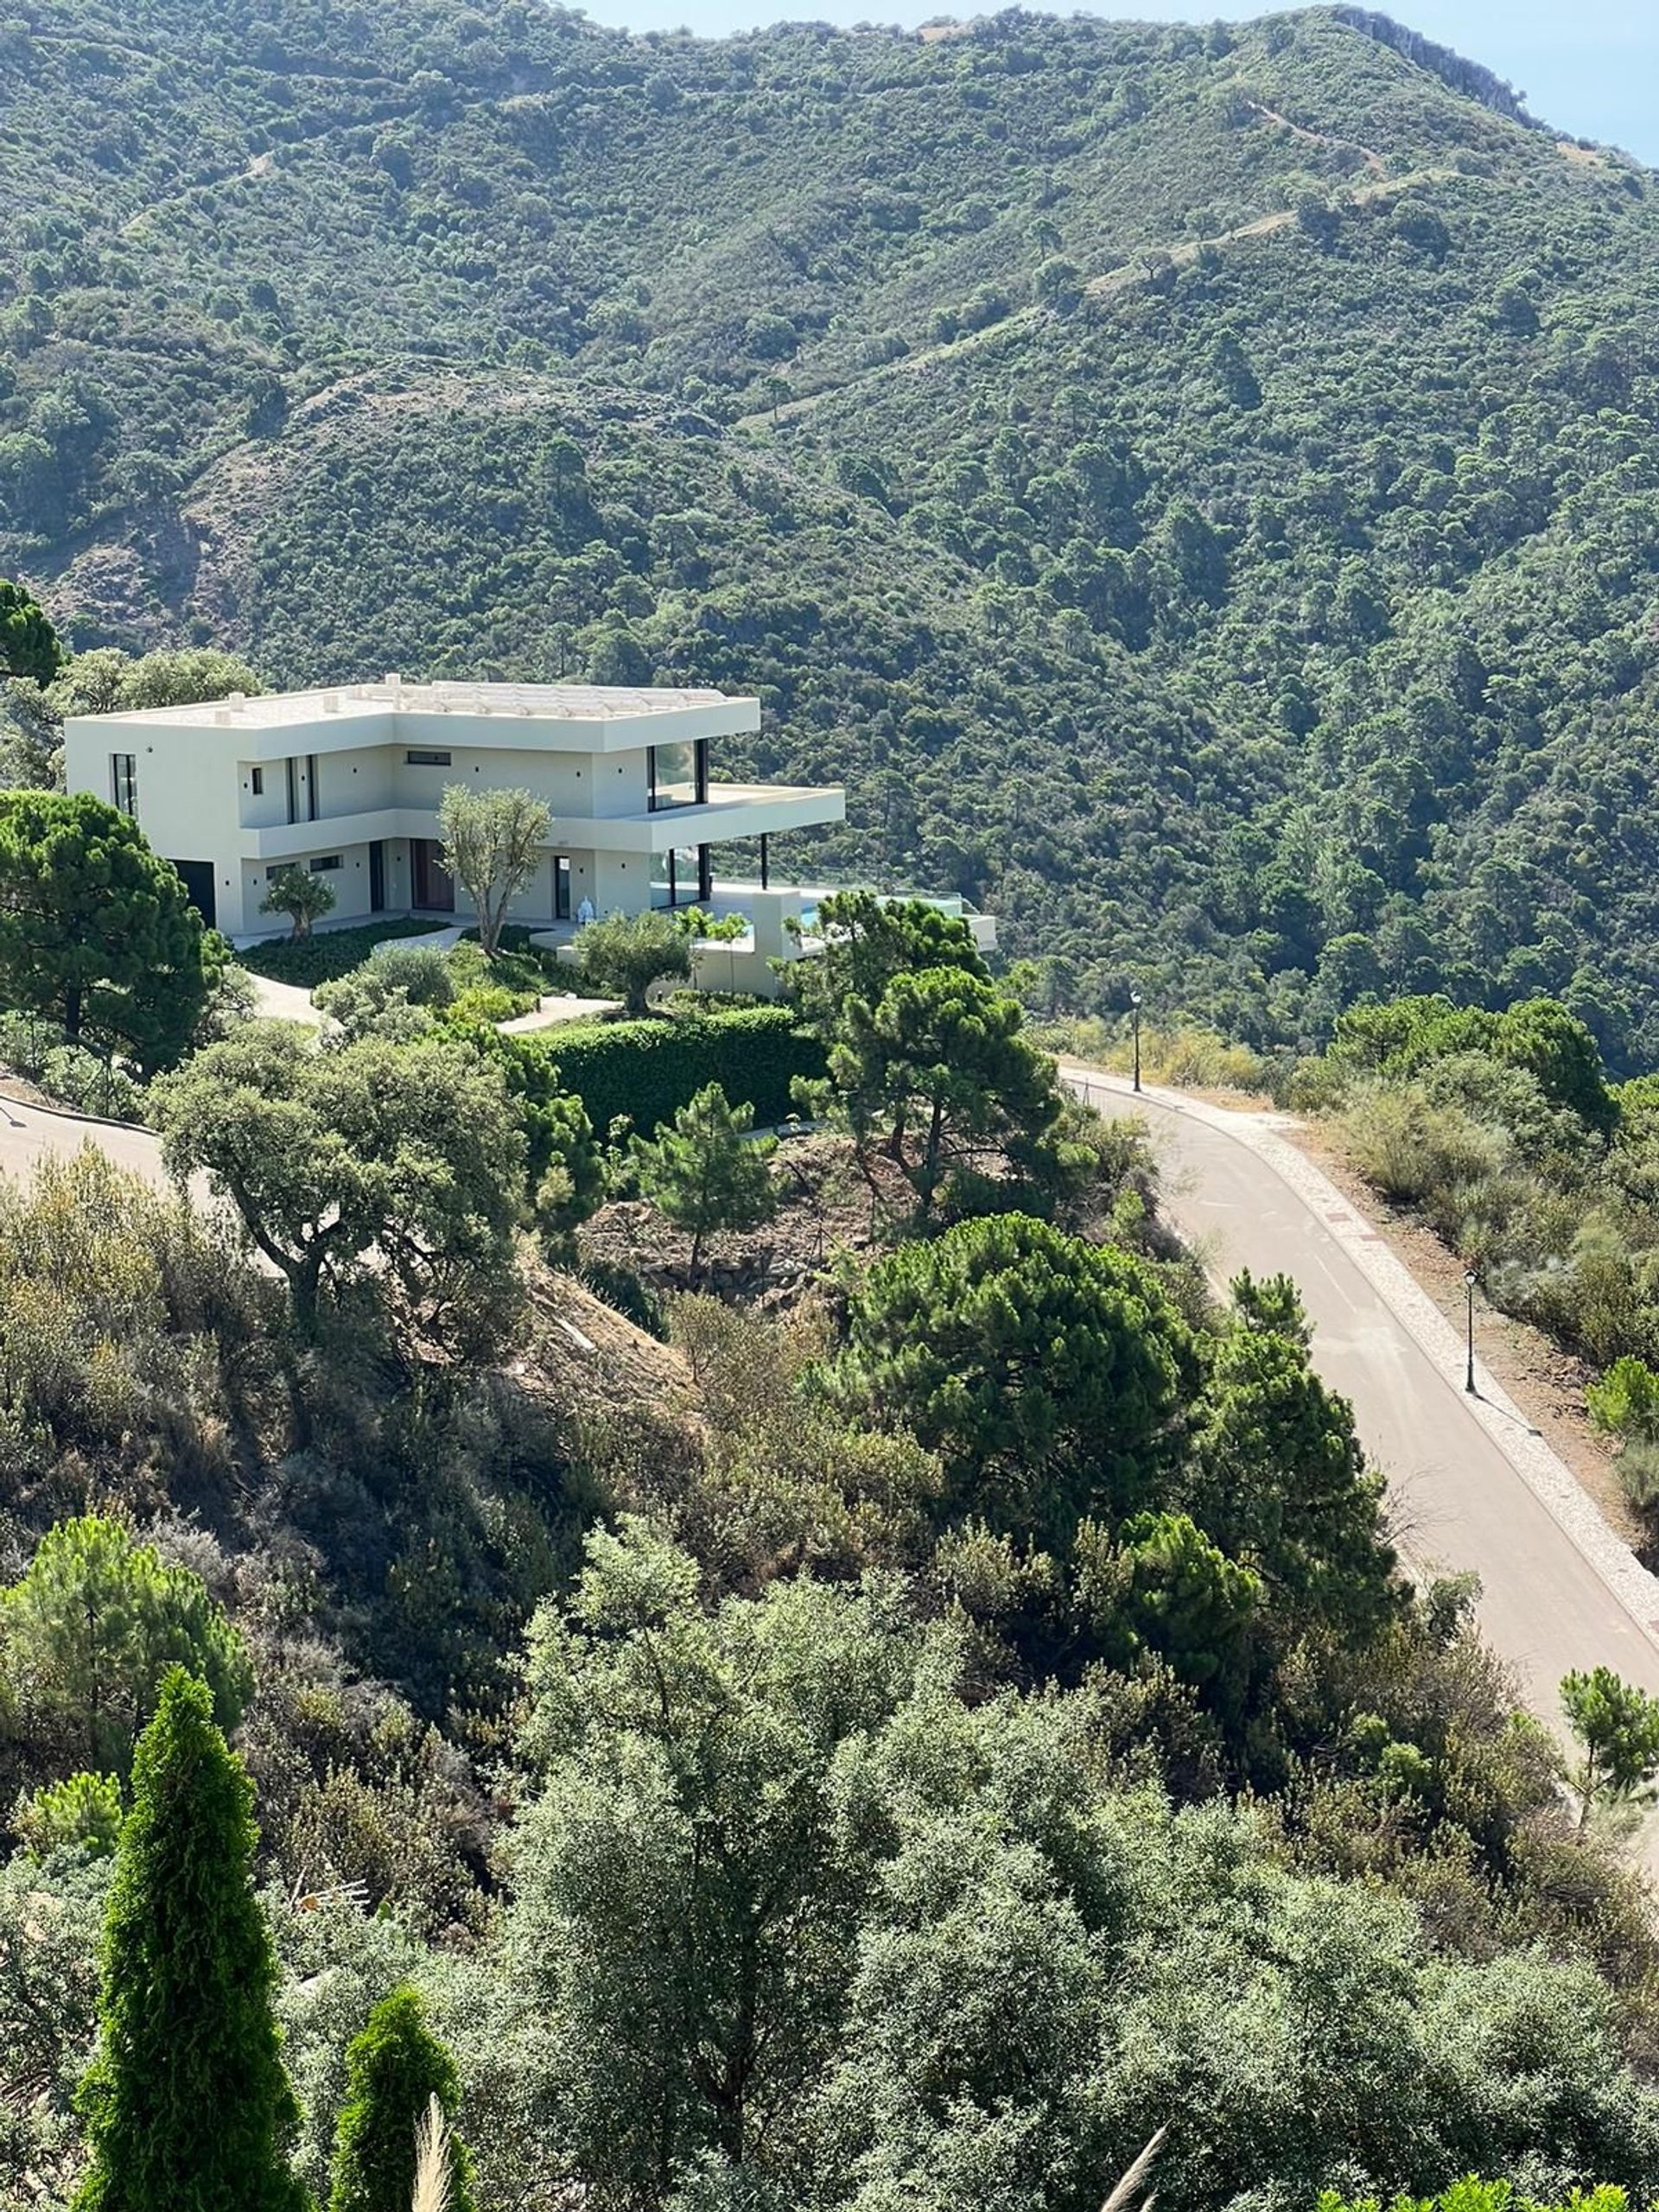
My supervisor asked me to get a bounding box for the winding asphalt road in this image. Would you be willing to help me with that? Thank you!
[1064,1070,1659,1740]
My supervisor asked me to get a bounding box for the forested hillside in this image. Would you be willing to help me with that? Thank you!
[4,1,1659,1059]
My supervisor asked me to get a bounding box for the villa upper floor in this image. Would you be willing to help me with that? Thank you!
[62,676,845,861]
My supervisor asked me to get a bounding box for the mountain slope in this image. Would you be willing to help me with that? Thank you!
[5,3,1659,1060]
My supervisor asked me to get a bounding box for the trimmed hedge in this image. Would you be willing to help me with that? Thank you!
[504,1005,825,1138]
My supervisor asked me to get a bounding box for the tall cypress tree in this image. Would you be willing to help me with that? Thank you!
[73,1666,308,2212]
[328,1988,475,2212]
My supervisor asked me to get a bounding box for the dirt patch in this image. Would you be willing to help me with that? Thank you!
[516,1266,697,1424]
[578,1134,906,1309]
[1282,1114,1642,1552]
[0,1071,54,1111]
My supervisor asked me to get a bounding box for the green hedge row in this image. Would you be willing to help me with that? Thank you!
[505,1005,826,1137]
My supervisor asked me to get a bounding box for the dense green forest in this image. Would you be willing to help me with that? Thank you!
[3,1,1659,1057]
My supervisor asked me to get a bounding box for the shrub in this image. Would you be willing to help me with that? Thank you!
[448,982,531,1026]
[0,1014,143,1118]
[38,1044,143,1121]
[501,1006,826,1139]
[369,943,454,1006]
[16,1770,124,1859]
[1587,1356,1659,1444]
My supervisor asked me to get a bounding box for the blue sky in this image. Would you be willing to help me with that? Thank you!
[572,0,1659,167]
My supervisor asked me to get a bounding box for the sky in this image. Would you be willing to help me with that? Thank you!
[571,0,1659,167]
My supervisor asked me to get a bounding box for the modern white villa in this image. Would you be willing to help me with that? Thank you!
[62,674,991,992]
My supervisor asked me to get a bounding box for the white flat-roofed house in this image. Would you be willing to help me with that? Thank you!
[62,678,847,973]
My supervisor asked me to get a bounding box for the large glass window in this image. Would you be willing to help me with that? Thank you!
[648,739,708,811]
[651,844,712,909]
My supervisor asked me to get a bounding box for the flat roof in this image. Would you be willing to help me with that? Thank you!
[73,677,753,729]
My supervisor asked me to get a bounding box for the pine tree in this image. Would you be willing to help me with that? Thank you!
[73,1667,308,2212]
[328,1989,475,2212]
[630,1080,777,1282]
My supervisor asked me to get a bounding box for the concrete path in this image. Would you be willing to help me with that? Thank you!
[249,974,322,1024]
[1063,1068,1659,1739]
[498,991,623,1033]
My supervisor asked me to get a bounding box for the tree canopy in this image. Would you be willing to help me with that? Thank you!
[436,784,551,957]
[0,578,60,683]
[149,1022,527,1350]
[0,792,214,1071]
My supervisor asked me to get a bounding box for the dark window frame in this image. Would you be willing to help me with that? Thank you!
[111,753,137,816]
[404,748,453,767]
[647,738,709,813]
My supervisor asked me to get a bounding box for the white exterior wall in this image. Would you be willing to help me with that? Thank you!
[61,683,842,942]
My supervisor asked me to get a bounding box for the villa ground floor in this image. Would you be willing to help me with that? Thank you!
[212,831,743,941]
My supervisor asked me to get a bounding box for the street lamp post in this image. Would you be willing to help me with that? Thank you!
[1130,989,1142,1095]
[1464,1267,1478,1395]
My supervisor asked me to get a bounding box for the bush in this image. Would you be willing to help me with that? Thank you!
[0,1011,143,1118]
[447,982,531,1027]
[368,943,454,1007]
[16,1769,124,1858]
[1587,1356,1659,1444]
[39,1043,143,1121]
[501,1006,825,1139]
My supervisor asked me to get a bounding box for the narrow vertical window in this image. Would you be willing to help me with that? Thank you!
[111,754,137,816]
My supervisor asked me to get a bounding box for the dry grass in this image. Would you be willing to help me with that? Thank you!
[1036,1015,1274,1099]
[411,2095,451,2212]
[1102,2127,1166,2212]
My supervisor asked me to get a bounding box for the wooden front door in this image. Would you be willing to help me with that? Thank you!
[411,838,454,912]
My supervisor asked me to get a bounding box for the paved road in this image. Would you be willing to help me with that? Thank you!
[1065,1071,1659,1734]
[0,1092,170,1189]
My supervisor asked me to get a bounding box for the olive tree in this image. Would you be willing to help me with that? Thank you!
[574,907,693,1014]
[438,784,551,957]
[260,864,338,941]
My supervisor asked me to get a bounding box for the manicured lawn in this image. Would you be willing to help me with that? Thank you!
[236,918,437,987]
